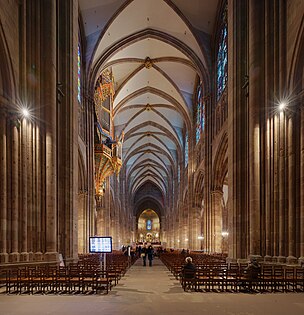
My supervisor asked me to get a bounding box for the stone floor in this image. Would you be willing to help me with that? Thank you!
[0,258,304,315]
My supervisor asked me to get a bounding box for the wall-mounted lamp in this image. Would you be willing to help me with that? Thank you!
[21,108,30,118]
[221,231,229,237]
[278,102,286,111]
[198,236,204,240]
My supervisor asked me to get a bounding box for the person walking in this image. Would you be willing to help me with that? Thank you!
[147,245,154,267]
[141,245,147,266]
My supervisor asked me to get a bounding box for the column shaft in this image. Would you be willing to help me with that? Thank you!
[300,106,304,256]
[288,117,295,256]
[211,191,223,253]
[0,113,8,262]
[20,119,28,261]
[248,0,264,255]
[43,0,57,260]
[10,122,20,261]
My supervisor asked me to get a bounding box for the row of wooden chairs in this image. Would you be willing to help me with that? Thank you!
[4,265,110,295]
[161,253,304,293]
[180,266,304,293]
[1,252,137,295]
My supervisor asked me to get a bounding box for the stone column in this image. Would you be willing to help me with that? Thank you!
[248,0,264,255]
[77,191,86,254]
[43,0,58,262]
[9,120,20,262]
[211,190,223,253]
[161,215,165,244]
[20,119,29,262]
[278,111,286,256]
[27,122,34,260]
[34,124,43,261]
[265,118,272,255]
[190,207,201,250]
[300,102,304,257]
[0,111,8,263]
[287,116,296,257]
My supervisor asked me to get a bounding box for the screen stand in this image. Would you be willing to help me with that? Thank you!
[103,253,106,271]
[100,253,106,271]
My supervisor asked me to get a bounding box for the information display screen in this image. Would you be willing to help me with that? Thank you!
[89,236,112,253]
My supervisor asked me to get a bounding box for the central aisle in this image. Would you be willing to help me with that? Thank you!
[111,257,183,297]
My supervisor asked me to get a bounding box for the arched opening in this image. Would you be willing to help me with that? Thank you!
[137,209,160,244]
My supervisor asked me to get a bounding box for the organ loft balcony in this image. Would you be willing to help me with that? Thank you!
[94,140,122,197]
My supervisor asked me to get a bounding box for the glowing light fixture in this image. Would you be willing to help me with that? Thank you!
[198,235,204,240]
[278,102,286,111]
[21,108,30,118]
[222,231,229,237]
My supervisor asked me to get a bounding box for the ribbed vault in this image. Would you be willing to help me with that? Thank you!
[86,0,217,217]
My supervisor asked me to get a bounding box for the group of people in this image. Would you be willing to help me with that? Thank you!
[140,245,154,266]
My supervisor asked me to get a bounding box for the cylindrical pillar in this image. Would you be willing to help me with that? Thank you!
[211,190,223,253]
[278,111,286,256]
[300,104,304,257]
[9,120,20,262]
[20,119,29,261]
[248,0,264,255]
[0,112,8,263]
[43,0,58,262]
[287,116,295,256]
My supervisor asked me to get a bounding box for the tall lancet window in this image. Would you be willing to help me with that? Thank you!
[216,6,228,101]
[184,132,189,167]
[196,84,205,143]
[77,43,81,103]
[146,219,152,230]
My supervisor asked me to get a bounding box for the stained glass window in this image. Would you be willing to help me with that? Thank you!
[185,132,188,167]
[146,219,152,230]
[216,7,227,101]
[196,84,205,143]
[77,43,81,103]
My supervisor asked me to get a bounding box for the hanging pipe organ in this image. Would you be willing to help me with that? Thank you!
[94,69,123,197]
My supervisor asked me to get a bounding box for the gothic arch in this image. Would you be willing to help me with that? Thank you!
[288,16,304,93]
[0,21,16,102]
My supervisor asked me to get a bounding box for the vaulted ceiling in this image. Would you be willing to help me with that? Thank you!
[80,0,219,213]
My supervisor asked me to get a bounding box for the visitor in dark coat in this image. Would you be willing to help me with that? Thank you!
[147,245,154,267]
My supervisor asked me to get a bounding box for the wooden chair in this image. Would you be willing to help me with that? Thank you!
[295,268,304,292]
[94,270,110,294]
[181,269,197,292]
[284,267,295,292]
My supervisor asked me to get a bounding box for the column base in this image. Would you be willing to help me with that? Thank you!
[28,251,34,261]
[0,253,9,263]
[44,252,59,263]
[9,252,20,262]
[272,255,278,263]
[286,255,298,265]
[20,252,30,262]
[277,255,286,263]
[226,257,237,264]
[248,254,262,262]
[34,252,44,261]
[264,255,272,263]
[298,256,304,267]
